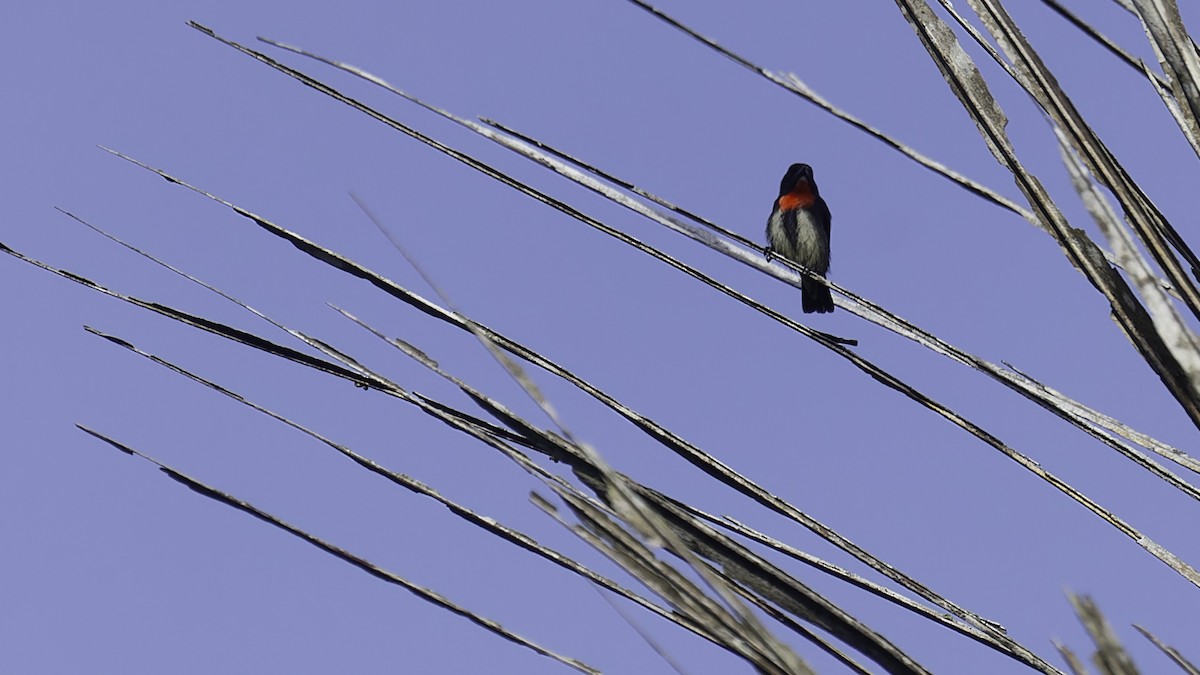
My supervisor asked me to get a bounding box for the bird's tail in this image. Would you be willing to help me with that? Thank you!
[802,277,835,314]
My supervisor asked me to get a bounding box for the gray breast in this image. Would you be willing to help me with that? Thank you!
[768,209,829,273]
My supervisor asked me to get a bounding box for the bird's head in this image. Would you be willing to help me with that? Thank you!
[779,163,817,197]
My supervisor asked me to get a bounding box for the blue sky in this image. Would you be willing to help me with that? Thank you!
[4,2,1199,673]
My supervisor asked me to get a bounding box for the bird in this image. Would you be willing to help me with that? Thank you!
[766,163,834,313]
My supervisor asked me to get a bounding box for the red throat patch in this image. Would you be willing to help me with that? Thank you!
[778,181,816,211]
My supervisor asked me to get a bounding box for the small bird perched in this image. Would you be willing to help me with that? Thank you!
[766,163,834,314]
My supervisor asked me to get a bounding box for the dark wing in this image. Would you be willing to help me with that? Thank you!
[815,196,832,241]
[815,196,832,268]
